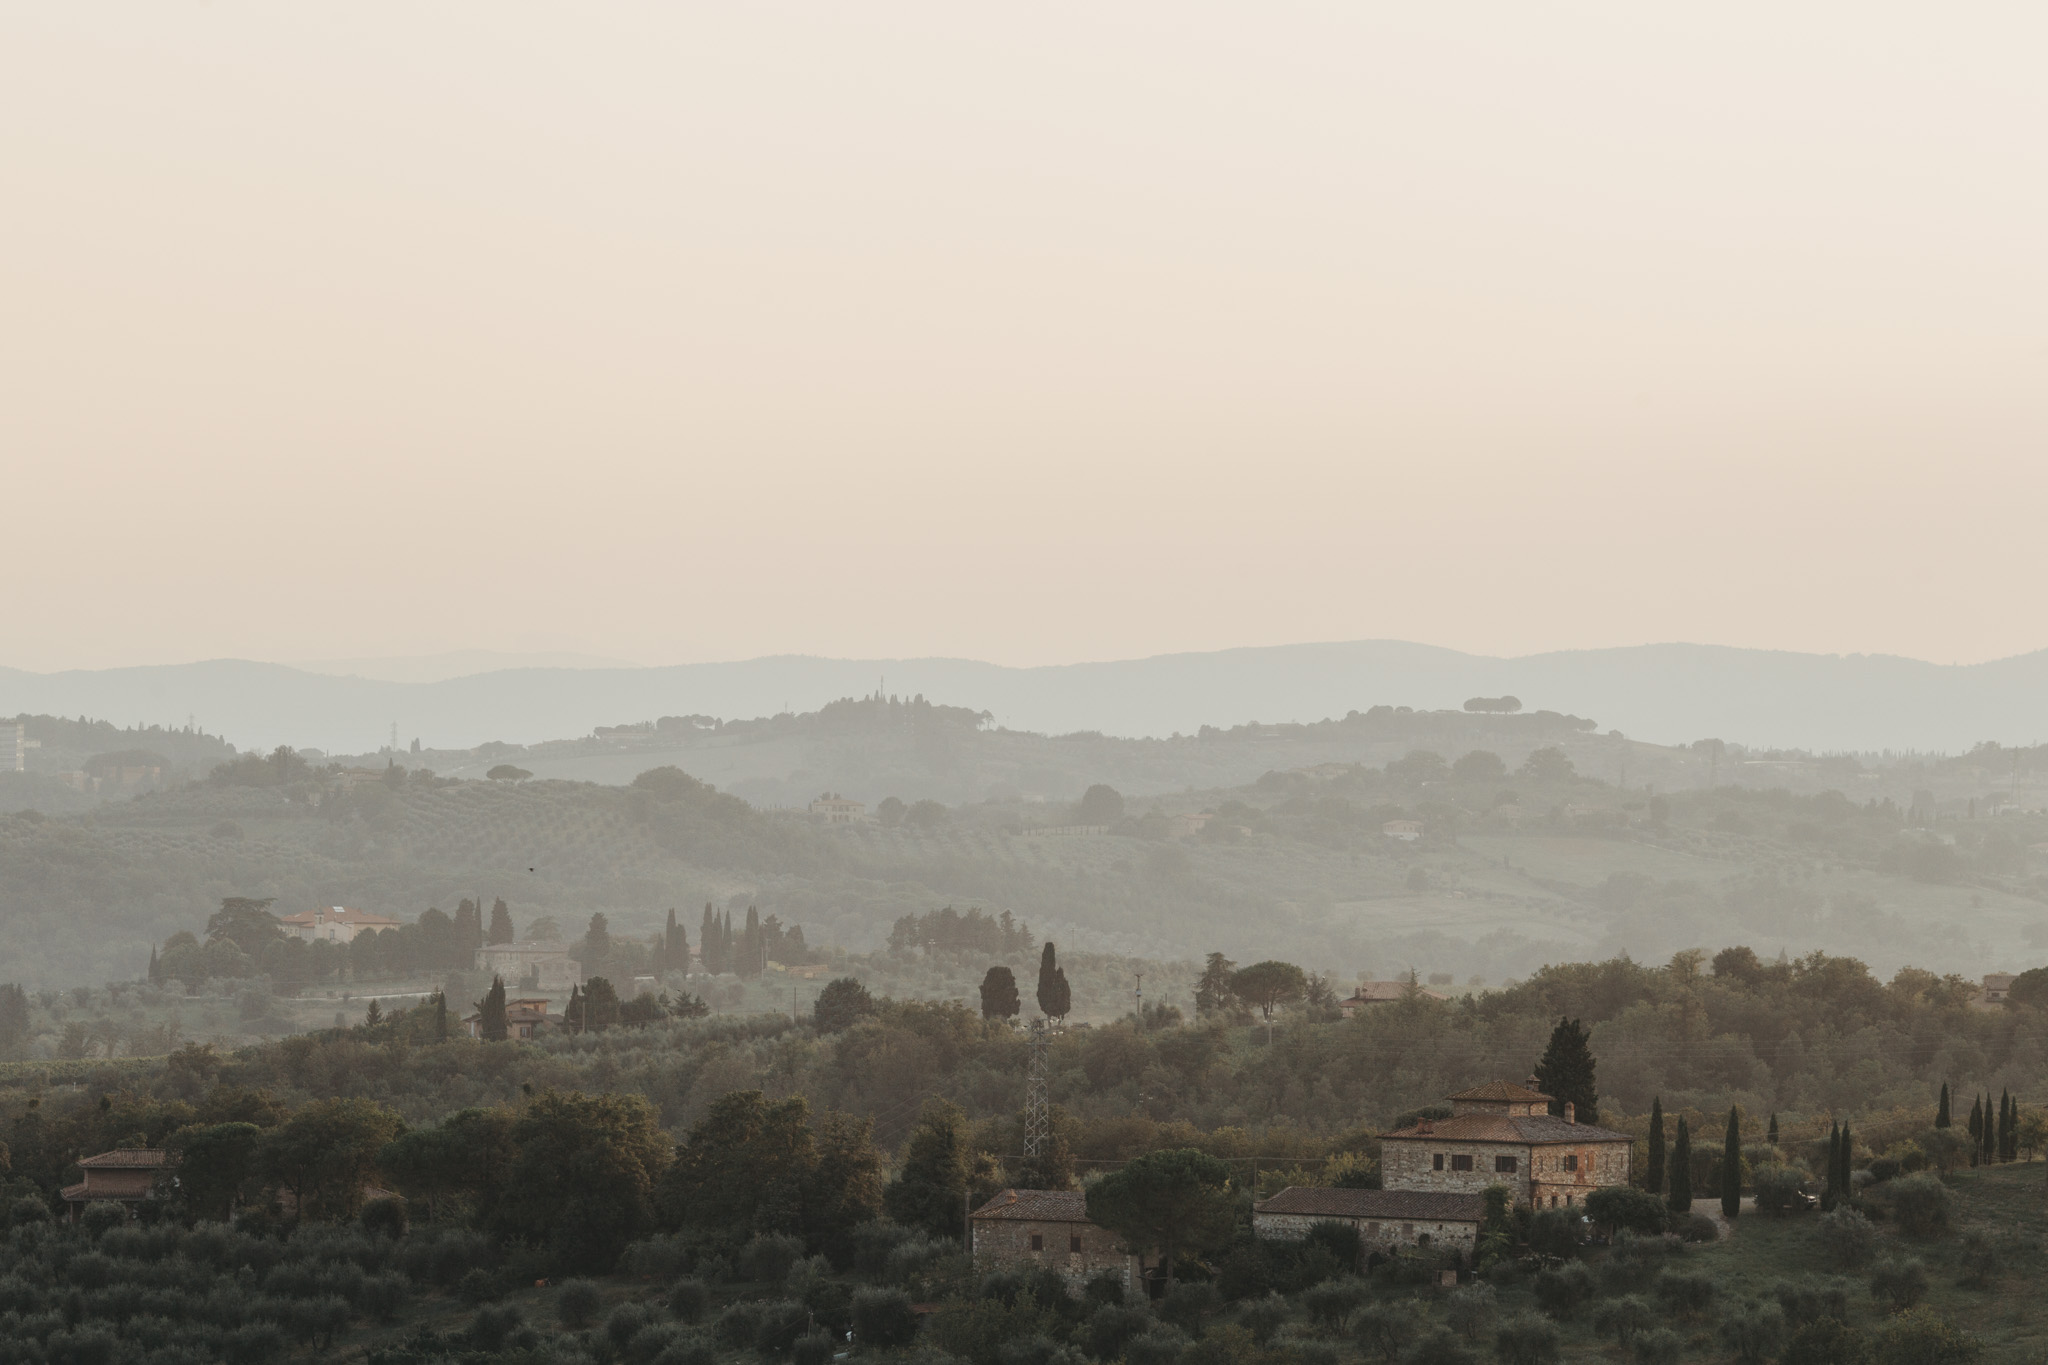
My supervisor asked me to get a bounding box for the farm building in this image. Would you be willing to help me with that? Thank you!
[969,1189,1138,1292]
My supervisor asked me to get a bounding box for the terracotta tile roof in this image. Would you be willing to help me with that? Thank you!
[970,1189,1092,1221]
[76,1149,171,1168]
[1447,1081,1552,1103]
[1383,1114,1632,1144]
[1254,1187,1488,1223]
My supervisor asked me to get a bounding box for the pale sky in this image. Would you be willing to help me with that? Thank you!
[4,3,2045,673]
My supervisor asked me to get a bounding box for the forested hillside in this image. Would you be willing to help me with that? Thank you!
[6,720,2048,989]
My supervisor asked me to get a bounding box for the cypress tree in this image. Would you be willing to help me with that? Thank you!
[1646,1097,1666,1195]
[487,897,515,945]
[2005,1092,2019,1162]
[1767,1113,1779,1145]
[1037,941,1062,1018]
[433,990,448,1042]
[565,983,584,1033]
[742,906,763,977]
[700,904,720,974]
[1968,1095,1984,1144]
[1840,1121,1854,1192]
[1533,1017,1600,1121]
[1670,1118,1693,1213]
[1935,1082,1951,1128]
[1982,1096,1997,1163]
[721,911,735,971]
[1722,1107,1742,1219]
[662,908,680,971]
[476,974,509,1041]
[1824,1122,1841,1202]
[147,945,160,984]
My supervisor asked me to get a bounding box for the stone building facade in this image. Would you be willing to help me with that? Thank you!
[969,1189,1139,1292]
[1379,1081,1633,1210]
[1252,1187,1485,1253]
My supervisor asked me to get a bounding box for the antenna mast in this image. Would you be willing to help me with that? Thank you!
[1023,1018,1051,1157]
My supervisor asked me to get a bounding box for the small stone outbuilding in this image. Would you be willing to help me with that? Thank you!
[1253,1186,1486,1254]
[969,1189,1138,1292]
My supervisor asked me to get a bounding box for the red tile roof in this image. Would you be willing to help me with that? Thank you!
[77,1148,171,1168]
[1383,1114,1631,1144]
[970,1189,1092,1221]
[1447,1081,1552,1103]
[1254,1187,1488,1223]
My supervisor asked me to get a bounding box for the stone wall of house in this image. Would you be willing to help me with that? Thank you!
[1527,1143,1632,1209]
[971,1219,1136,1292]
[1252,1211,1479,1252]
[1380,1141,1532,1198]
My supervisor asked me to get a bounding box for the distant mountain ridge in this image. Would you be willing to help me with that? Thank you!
[5,640,2048,755]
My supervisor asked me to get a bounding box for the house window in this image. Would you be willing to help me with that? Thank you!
[1495,1156,1518,1173]
[1451,1155,1473,1172]
[1030,1234,1043,1251]
[1563,1154,1578,1172]
[1433,1154,1445,1171]
[1070,1234,1082,1254]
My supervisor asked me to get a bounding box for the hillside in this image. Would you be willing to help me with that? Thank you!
[5,714,2046,989]
[15,638,2048,752]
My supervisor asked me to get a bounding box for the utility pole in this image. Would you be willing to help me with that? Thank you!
[1023,1019,1051,1157]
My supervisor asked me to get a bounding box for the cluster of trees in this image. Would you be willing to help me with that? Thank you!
[1193,955,1339,1026]
[695,904,815,976]
[890,906,1037,957]
[976,943,1072,1022]
[147,897,517,990]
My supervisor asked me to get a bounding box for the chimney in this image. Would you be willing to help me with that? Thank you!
[1564,1102,1576,1124]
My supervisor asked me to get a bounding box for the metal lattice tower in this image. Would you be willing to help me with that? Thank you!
[1022,1018,1051,1156]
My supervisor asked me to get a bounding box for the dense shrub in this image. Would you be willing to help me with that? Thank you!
[713,1300,766,1350]
[1237,1292,1288,1344]
[1633,1328,1684,1365]
[1532,1263,1594,1321]
[851,1287,919,1349]
[668,1276,712,1323]
[1754,1168,1813,1216]
[1870,1308,1979,1365]
[1887,1177,1950,1241]
[1447,1283,1497,1342]
[1782,1316,1866,1365]
[1817,1207,1877,1269]
[1301,1221,1365,1275]
[1585,1187,1670,1235]
[360,1196,408,1239]
[1082,1271,1127,1310]
[1493,1314,1561,1365]
[557,1279,604,1329]
[1158,1281,1224,1334]
[1083,1303,1156,1360]
[1410,1329,1477,1365]
[469,1303,523,1352]
[1592,1296,1654,1347]
[1526,1210,1579,1259]
[740,1233,807,1284]
[1355,1301,1422,1365]
[1654,1271,1717,1316]
[1719,1302,1787,1365]
[793,1331,836,1365]
[1126,1328,1191,1365]
[1869,1258,1928,1312]
[1773,1277,1852,1323]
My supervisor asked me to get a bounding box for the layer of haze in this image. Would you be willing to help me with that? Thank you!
[5,3,2045,674]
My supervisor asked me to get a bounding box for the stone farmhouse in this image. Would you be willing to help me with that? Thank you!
[464,998,553,1040]
[275,905,401,945]
[969,1189,1138,1291]
[476,940,580,991]
[63,1149,171,1221]
[1251,1187,1485,1254]
[1379,1080,1632,1210]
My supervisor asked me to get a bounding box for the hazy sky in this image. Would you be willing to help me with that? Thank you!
[5,3,2045,673]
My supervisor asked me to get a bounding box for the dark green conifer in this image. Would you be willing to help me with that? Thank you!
[1533,1016,1600,1120]
[1935,1081,1951,1128]
[1669,1117,1693,1214]
[1767,1113,1779,1145]
[1646,1097,1666,1195]
[1721,1107,1742,1219]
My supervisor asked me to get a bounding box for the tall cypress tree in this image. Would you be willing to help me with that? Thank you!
[487,897,515,946]
[1669,1118,1693,1213]
[147,945,161,983]
[1721,1107,1742,1219]
[433,990,448,1042]
[1935,1082,1951,1128]
[721,912,735,972]
[742,906,763,977]
[476,974,509,1041]
[1646,1097,1666,1195]
[1767,1113,1779,1145]
[1533,1017,1600,1120]
[1840,1121,1854,1192]
[1968,1095,1984,1145]
[700,904,721,974]
[1036,942,1063,1019]
[1824,1122,1841,1202]
[2004,1091,2018,1162]
[1986,1094,2002,1162]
